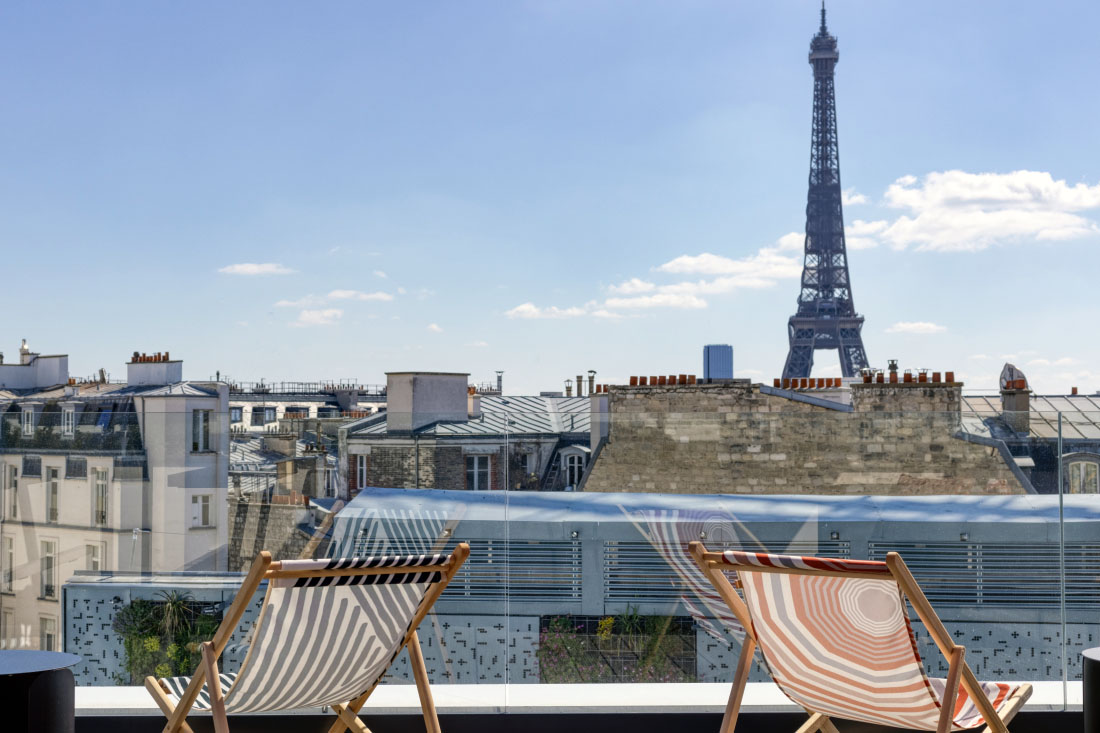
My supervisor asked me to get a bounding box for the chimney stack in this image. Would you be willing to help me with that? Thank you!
[576,374,584,397]
[999,363,1030,435]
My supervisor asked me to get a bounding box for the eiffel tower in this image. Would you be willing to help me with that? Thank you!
[781,3,869,380]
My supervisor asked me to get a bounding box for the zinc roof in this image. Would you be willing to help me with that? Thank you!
[349,395,590,437]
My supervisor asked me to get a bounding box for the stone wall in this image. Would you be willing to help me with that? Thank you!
[584,382,1022,495]
[352,443,521,492]
[228,497,315,570]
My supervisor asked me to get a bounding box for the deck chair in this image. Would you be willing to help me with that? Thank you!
[146,543,470,733]
[689,543,1031,733]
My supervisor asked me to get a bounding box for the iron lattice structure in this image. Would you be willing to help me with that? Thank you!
[781,5,870,380]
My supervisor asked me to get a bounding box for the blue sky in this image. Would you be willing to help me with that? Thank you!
[2,1,1098,395]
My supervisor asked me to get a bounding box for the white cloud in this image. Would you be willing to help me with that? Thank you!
[507,239,802,320]
[219,263,294,276]
[291,308,343,327]
[968,354,991,360]
[885,321,947,334]
[505,302,587,319]
[373,270,387,279]
[427,323,443,333]
[604,293,707,309]
[397,287,407,295]
[842,188,868,206]
[328,289,394,301]
[877,170,1100,251]
[775,232,804,251]
[846,219,889,250]
[467,340,489,347]
[651,246,800,283]
[1026,357,1078,368]
[607,278,655,295]
[274,295,324,308]
[656,248,799,279]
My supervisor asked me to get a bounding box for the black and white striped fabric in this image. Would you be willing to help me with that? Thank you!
[160,673,236,711]
[160,553,448,714]
[277,554,446,588]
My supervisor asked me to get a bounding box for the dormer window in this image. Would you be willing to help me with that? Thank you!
[62,407,76,437]
[20,408,34,437]
[1069,460,1099,493]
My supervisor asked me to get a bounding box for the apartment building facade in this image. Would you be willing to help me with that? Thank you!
[0,344,228,650]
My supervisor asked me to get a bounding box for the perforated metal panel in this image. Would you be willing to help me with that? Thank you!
[603,540,851,604]
[443,539,583,603]
[869,542,1100,607]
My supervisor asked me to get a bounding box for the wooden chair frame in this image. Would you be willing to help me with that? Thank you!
[146,543,470,733]
[688,542,1031,733]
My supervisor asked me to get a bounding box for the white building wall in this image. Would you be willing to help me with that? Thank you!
[0,454,135,650]
[136,386,229,573]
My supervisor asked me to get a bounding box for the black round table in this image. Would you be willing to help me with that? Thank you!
[0,650,81,732]
[1087,648,1100,733]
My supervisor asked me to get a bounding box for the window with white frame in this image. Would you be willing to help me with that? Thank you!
[466,455,490,491]
[39,616,57,651]
[46,468,58,523]
[191,494,213,528]
[40,540,56,599]
[192,410,211,452]
[3,465,14,520]
[62,407,76,437]
[564,453,585,487]
[93,468,108,526]
[1069,460,1100,493]
[21,408,34,437]
[85,543,103,572]
[2,536,13,593]
[230,406,243,423]
[356,455,367,488]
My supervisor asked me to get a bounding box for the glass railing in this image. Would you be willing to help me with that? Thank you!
[0,397,1096,720]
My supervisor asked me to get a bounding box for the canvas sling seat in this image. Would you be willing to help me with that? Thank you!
[147,545,469,733]
[690,544,1031,733]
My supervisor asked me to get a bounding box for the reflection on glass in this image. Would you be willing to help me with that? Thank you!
[0,385,1093,730]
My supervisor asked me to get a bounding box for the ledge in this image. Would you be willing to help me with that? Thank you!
[75,681,1080,717]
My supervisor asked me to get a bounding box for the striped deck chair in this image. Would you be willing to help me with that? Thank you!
[146,544,470,733]
[689,543,1031,733]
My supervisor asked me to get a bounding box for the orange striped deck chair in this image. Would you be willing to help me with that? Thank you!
[689,543,1031,733]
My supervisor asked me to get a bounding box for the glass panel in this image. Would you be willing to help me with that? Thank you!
[0,392,1088,722]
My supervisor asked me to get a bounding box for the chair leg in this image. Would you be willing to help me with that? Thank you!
[201,642,230,733]
[144,676,197,733]
[719,637,756,733]
[408,630,441,733]
[937,646,965,733]
[794,712,832,733]
[977,682,1032,733]
[331,703,373,733]
[326,682,382,733]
